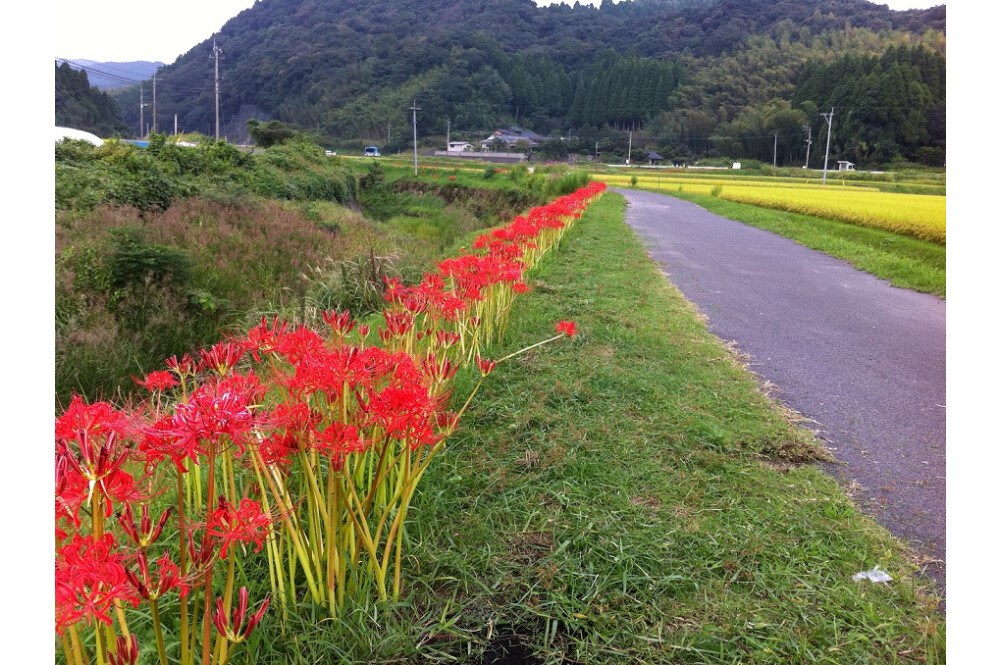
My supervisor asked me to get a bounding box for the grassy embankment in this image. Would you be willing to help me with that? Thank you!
[243,193,944,664]
[594,173,946,298]
[54,141,583,406]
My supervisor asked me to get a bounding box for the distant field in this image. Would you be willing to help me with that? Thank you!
[596,173,946,245]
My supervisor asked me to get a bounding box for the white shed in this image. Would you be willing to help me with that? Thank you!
[55,126,103,146]
[836,161,855,171]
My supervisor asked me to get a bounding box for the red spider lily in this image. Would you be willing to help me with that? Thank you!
[435,330,461,349]
[165,353,200,380]
[512,282,531,294]
[422,354,460,384]
[167,379,261,462]
[118,503,172,548]
[213,587,270,643]
[475,355,497,377]
[556,320,577,338]
[256,431,299,467]
[275,325,327,364]
[140,414,190,473]
[311,422,367,470]
[208,497,271,559]
[362,384,443,450]
[322,309,356,336]
[108,634,139,665]
[55,396,135,444]
[56,397,143,513]
[383,310,415,337]
[133,370,179,392]
[55,533,139,634]
[283,345,369,402]
[200,341,246,377]
[240,316,290,362]
[124,550,188,600]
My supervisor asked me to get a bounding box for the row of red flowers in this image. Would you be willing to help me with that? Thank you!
[55,181,605,665]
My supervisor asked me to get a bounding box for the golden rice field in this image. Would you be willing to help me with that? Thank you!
[596,173,946,245]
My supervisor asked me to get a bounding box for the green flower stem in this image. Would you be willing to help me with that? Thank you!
[342,476,388,599]
[495,333,566,365]
[250,448,322,602]
[250,450,286,613]
[93,621,108,665]
[200,446,219,665]
[175,473,190,665]
[148,598,170,665]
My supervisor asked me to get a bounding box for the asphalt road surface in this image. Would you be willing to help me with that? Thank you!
[616,189,947,596]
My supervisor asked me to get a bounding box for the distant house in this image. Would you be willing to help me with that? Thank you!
[646,151,664,165]
[837,160,856,171]
[447,141,473,152]
[480,126,550,150]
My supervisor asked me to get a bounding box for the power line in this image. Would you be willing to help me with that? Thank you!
[55,58,145,86]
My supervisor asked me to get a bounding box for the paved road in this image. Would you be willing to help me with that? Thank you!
[616,189,947,595]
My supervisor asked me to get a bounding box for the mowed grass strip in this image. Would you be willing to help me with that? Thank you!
[238,192,943,665]
[403,193,944,664]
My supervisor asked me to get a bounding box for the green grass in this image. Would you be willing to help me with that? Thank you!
[656,190,946,298]
[237,193,944,664]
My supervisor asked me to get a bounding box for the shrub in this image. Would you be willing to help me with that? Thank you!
[305,251,400,317]
[106,228,194,289]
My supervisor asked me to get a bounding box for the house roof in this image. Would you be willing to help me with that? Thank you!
[481,126,550,146]
[647,151,664,160]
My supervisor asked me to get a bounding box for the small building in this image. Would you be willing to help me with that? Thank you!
[55,126,103,146]
[447,141,473,153]
[647,151,664,165]
[837,160,855,171]
[481,126,550,151]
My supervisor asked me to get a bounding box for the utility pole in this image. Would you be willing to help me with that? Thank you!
[446,118,451,150]
[151,73,157,134]
[802,125,812,169]
[821,108,835,185]
[138,84,149,139]
[213,37,223,140]
[387,122,391,146]
[174,114,178,136]
[773,133,778,167]
[627,130,633,165]
[409,99,420,175]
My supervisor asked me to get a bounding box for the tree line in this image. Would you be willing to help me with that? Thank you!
[62,0,945,167]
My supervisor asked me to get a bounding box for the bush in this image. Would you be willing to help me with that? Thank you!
[106,228,194,289]
[544,170,591,197]
[305,251,400,317]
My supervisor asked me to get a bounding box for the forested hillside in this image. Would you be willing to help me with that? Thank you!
[104,0,944,166]
[55,62,131,137]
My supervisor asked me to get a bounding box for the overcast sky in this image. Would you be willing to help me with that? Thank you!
[55,0,945,64]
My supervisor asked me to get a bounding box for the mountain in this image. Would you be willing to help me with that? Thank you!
[107,0,945,165]
[55,62,131,136]
[57,59,165,90]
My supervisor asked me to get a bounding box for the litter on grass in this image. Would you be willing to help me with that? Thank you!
[853,566,893,583]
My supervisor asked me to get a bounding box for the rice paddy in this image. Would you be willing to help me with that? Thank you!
[596,172,946,245]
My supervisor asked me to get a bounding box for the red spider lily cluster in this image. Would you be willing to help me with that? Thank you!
[54,182,604,665]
